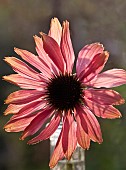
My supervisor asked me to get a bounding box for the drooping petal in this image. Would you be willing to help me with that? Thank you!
[62,111,77,160]
[75,108,90,149]
[49,130,64,169]
[34,35,60,75]
[83,106,103,143]
[4,113,38,132]
[76,124,90,149]
[60,21,75,74]
[14,48,52,77]
[84,89,125,105]
[79,51,109,83]
[78,106,103,143]
[48,17,62,45]
[4,103,27,115]
[4,57,41,80]
[3,74,46,90]
[20,107,54,140]
[40,33,65,73]
[84,97,122,119]
[88,69,126,88]
[75,108,88,134]
[5,90,44,104]
[12,100,46,119]
[28,113,61,144]
[4,97,45,115]
[76,43,104,76]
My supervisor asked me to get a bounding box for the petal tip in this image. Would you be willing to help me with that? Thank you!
[51,17,59,23]
[20,132,27,140]
[3,57,14,65]
[14,47,20,53]
[40,32,47,41]
[49,161,58,169]
[3,57,9,62]
[3,110,9,115]
[4,125,11,132]
[39,32,45,36]
[94,42,105,51]
[98,138,103,144]
[118,112,122,118]
[120,98,125,105]
[19,135,24,141]
[33,35,38,39]
[4,99,8,104]
[2,75,6,81]
[63,20,69,25]
[104,50,109,57]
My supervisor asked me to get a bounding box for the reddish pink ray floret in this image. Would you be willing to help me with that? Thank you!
[3,18,126,168]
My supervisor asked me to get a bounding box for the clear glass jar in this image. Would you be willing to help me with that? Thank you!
[50,123,85,170]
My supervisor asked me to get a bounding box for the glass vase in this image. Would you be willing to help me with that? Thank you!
[50,123,85,170]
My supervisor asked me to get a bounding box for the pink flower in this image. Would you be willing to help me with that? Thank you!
[3,18,126,168]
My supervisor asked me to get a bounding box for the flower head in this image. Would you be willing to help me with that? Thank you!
[3,18,126,168]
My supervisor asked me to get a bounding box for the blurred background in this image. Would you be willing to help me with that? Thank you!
[0,0,126,169]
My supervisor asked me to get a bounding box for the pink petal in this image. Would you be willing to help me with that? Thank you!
[5,90,44,104]
[89,69,126,88]
[34,35,53,66]
[4,113,38,132]
[84,97,122,119]
[14,48,52,78]
[60,21,75,74]
[12,100,46,119]
[62,111,77,160]
[75,108,88,134]
[84,89,125,105]
[20,107,54,140]
[49,130,64,169]
[79,106,103,143]
[48,17,62,45]
[79,51,109,83]
[40,33,65,73]
[28,113,61,144]
[3,74,46,90]
[75,108,90,149]
[4,97,45,115]
[76,125,90,150]
[4,57,41,81]
[4,103,27,115]
[34,35,60,75]
[76,43,104,76]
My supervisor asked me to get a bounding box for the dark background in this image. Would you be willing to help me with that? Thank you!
[0,0,126,169]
